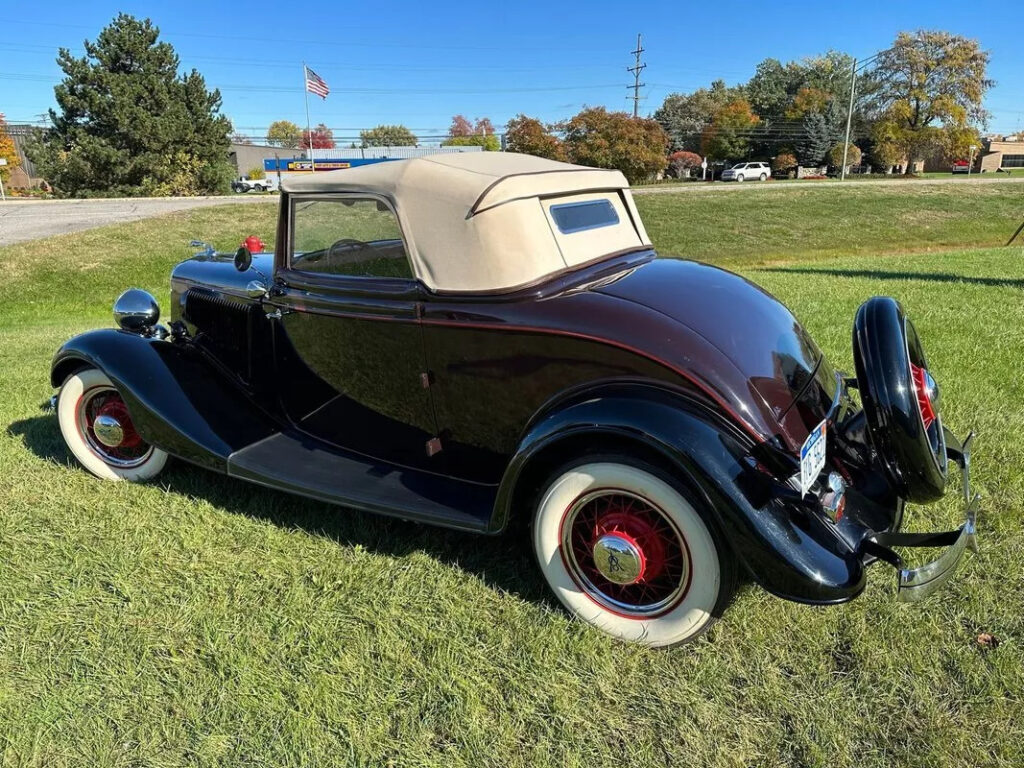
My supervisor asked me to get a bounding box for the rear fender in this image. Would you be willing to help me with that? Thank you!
[51,329,279,471]
[496,384,865,604]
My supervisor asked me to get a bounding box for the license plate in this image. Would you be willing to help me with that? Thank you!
[799,419,828,497]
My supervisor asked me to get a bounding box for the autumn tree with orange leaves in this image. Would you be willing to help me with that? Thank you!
[0,114,20,185]
[700,100,760,161]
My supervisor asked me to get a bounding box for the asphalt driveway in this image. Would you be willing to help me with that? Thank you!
[0,195,274,246]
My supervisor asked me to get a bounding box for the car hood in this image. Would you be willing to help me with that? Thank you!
[593,258,834,447]
[171,252,275,299]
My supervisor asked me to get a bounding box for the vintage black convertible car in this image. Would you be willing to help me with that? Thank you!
[51,153,979,647]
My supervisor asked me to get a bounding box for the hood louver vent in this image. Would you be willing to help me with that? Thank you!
[183,288,263,381]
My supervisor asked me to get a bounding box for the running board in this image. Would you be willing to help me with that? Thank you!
[227,430,495,533]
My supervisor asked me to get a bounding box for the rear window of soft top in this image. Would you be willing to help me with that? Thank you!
[549,199,620,234]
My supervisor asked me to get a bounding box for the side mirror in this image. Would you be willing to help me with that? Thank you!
[234,247,252,272]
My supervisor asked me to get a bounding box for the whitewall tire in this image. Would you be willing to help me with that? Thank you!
[533,459,734,647]
[57,367,168,482]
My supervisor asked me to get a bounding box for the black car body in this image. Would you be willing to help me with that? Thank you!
[51,153,978,647]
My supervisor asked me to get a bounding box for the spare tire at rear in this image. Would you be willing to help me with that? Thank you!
[853,297,948,503]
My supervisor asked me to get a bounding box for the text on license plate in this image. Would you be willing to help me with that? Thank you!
[799,419,828,497]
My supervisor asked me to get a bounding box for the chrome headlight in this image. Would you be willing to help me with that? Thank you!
[113,288,160,333]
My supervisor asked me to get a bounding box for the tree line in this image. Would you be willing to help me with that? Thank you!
[653,33,991,175]
[19,14,993,196]
[256,115,500,152]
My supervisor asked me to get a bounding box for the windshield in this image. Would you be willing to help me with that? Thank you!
[732,163,747,169]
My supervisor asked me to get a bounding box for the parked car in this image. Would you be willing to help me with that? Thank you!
[951,160,971,174]
[721,161,771,182]
[50,153,978,647]
[232,175,277,193]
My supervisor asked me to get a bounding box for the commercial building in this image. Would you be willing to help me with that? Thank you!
[978,135,1024,173]
[262,145,483,183]
[7,129,488,189]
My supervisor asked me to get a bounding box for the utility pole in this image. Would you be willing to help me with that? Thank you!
[840,57,858,182]
[627,33,646,118]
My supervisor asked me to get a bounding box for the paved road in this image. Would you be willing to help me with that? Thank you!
[634,174,1024,195]
[0,195,274,246]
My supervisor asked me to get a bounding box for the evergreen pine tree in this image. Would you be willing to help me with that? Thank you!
[27,14,234,196]
[796,112,831,166]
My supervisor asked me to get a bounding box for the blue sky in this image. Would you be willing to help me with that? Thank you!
[3,0,1022,142]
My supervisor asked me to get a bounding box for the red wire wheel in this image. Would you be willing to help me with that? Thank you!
[560,489,691,618]
[76,386,153,467]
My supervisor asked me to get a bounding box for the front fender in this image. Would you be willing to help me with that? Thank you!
[52,329,279,471]
[496,385,865,604]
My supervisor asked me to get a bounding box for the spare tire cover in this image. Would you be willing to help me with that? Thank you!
[853,297,947,503]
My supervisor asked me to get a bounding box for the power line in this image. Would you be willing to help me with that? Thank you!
[627,33,646,119]
[0,41,633,76]
[0,71,622,95]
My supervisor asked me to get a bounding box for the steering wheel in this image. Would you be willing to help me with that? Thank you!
[328,238,369,258]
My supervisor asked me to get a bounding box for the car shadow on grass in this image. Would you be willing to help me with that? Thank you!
[7,412,554,608]
[756,266,1024,289]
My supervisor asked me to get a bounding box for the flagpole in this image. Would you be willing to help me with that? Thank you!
[303,62,316,173]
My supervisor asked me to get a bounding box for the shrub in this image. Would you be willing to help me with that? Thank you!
[828,142,862,168]
[772,152,797,174]
[667,151,703,178]
[442,134,500,151]
[247,166,265,180]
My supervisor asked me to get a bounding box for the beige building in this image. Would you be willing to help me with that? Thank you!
[978,136,1024,173]
[229,142,293,177]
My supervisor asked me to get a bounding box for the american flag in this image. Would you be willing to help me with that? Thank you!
[304,66,329,99]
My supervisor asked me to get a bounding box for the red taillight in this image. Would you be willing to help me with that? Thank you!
[910,363,937,429]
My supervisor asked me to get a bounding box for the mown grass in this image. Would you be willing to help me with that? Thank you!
[1,191,1023,767]
[638,182,1024,266]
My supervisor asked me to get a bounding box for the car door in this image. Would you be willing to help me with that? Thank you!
[269,193,442,472]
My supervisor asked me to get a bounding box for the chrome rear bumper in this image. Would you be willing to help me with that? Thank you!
[861,428,979,602]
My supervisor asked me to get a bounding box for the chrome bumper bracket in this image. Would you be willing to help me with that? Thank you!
[860,428,979,602]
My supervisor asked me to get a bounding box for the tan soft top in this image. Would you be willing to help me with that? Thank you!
[282,152,652,293]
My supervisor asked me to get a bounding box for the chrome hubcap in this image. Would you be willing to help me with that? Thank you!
[92,414,125,447]
[76,386,152,468]
[561,490,691,617]
[592,533,644,585]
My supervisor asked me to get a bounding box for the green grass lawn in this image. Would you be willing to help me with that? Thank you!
[1,192,1023,767]
[638,181,1024,266]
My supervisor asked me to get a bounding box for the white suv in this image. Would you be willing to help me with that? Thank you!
[231,176,278,193]
[720,162,771,182]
